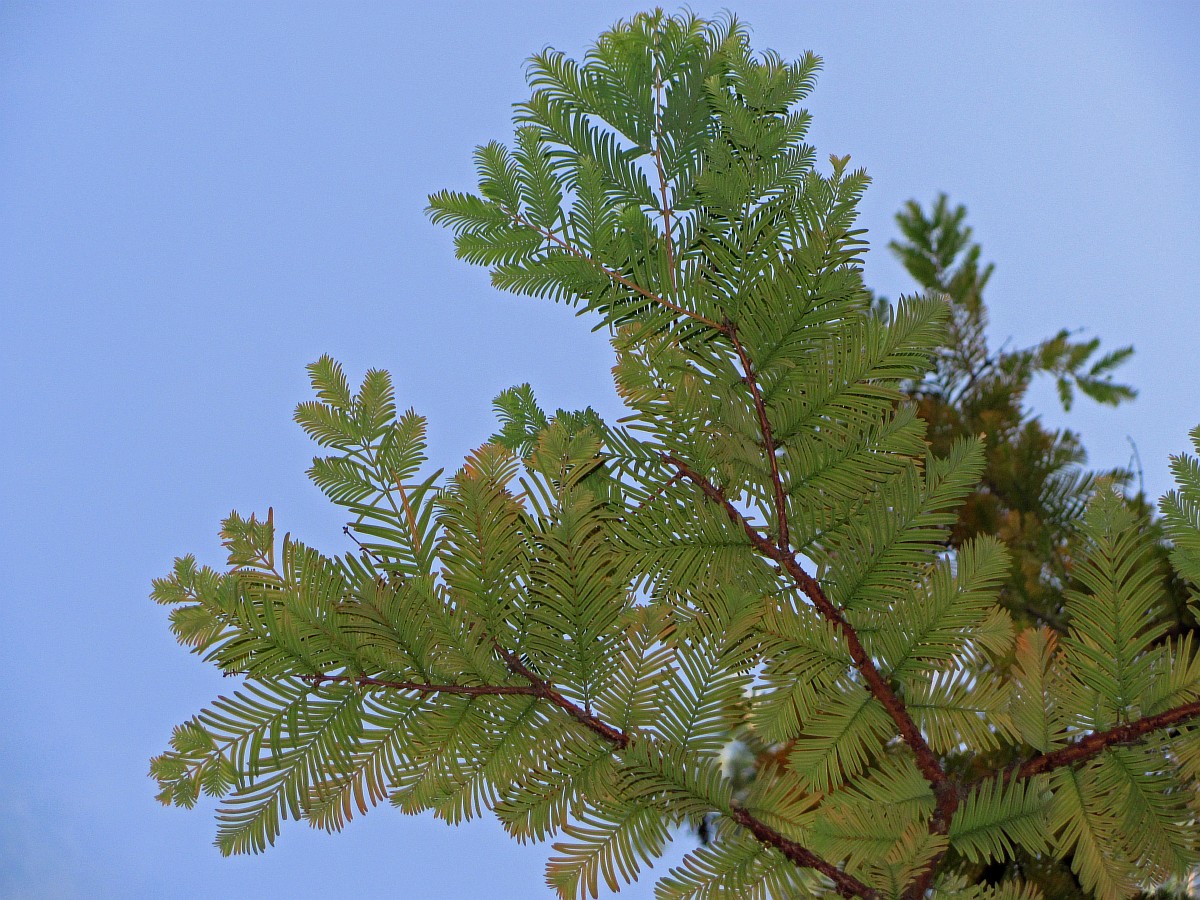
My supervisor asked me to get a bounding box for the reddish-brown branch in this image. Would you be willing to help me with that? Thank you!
[506,209,725,333]
[726,321,789,552]
[491,641,631,749]
[302,673,540,697]
[729,808,880,899]
[490,647,878,894]
[663,455,958,834]
[308,659,870,893]
[634,470,683,511]
[1016,698,1200,780]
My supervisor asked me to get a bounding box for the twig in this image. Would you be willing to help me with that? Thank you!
[490,640,630,749]
[726,320,789,551]
[342,525,388,568]
[306,634,872,895]
[506,208,725,333]
[663,455,958,836]
[1015,698,1200,780]
[729,807,880,900]
[301,673,540,697]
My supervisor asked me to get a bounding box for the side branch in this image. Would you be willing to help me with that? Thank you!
[492,642,631,749]
[729,807,880,900]
[1017,698,1200,780]
[726,321,789,551]
[506,208,725,333]
[308,652,870,893]
[302,673,539,698]
[664,455,957,832]
[492,645,876,893]
[650,57,677,294]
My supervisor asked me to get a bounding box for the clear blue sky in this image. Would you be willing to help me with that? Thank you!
[2,3,1198,897]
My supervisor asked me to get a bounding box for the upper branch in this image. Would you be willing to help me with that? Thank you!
[506,208,726,333]
[650,48,677,294]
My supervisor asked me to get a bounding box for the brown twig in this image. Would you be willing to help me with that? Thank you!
[490,640,631,749]
[663,455,958,833]
[1015,698,1200,781]
[726,320,790,551]
[342,525,389,569]
[309,666,869,896]
[301,673,540,697]
[729,807,880,900]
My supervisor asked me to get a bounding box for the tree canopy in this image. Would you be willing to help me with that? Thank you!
[151,11,1200,898]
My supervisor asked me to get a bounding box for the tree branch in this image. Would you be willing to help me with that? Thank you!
[491,644,881,893]
[663,455,958,833]
[307,644,876,895]
[490,641,631,749]
[726,320,789,551]
[506,208,725,333]
[301,673,540,698]
[1015,698,1200,780]
[729,807,880,899]
[650,47,677,295]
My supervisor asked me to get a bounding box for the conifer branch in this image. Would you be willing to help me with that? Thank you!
[489,645,873,892]
[1014,698,1200,780]
[302,673,541,697]
[650,45,677,294]
[491,641,631,749]
[663,455,958,829]
[725,319,790,551]
[728,807,880,900]
[505,208,725,333]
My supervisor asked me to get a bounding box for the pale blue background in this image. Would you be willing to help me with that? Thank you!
[2,2,1198,897]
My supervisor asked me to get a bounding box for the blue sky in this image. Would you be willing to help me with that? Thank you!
[2,3,1198,897]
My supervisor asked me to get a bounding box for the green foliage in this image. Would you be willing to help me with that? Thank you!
[151,11,1200,899]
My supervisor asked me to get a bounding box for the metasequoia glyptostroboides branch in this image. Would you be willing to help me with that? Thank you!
[1015,698,1200,781]
[663,456,959,820]
[306,651,879,898]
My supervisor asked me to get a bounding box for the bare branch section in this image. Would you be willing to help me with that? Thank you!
[1016,698,1200,780]
[664,455,959,832]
